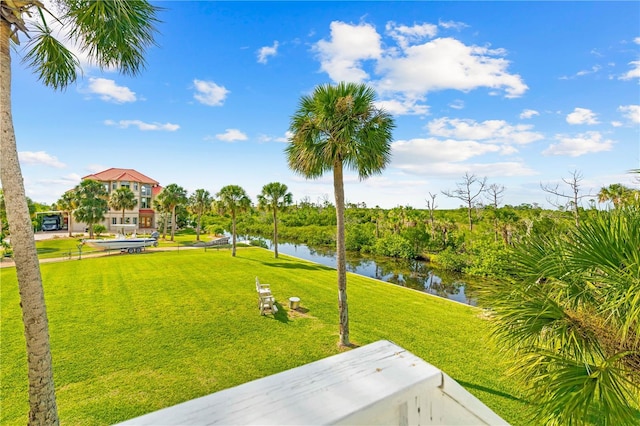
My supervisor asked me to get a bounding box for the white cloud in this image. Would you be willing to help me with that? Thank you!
[215,128,248,142]
[375,97,429,115]
[391,138,535,178]
[634,37,640,45]
[449,99,465,110]
[392,138,500,166]
[315,21,382,83]
[519,109,539,119]
[619,104,640,124]
[426,117,543,145]
[620,60,640,80]
[257,41,279,64]
[611,121,623,127]
[543,131,614,157]
[257,131,292,143]
[18,151,65,168]
[438,19,468,31]
[376,37,527,98]
[193,79,229,106]
[566,107,599,125]
[104,120,179,131]
[87,78,136,103]
[385,22,437,49]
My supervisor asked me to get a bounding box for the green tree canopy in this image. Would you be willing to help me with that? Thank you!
[157,184,187,242]
[188,189,212,241]
[73,180,108,238]
[109,187,138,229]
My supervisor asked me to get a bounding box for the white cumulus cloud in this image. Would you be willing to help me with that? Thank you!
[620,60,640,80]
[385,21,437,49]
[18,151,66,168]
[427,117,543,145]
[519,109,540,119]
[216,129,248,142]
[619,104,640,124]
[193,79,230,106]
[566,107,599,125]
[257,41,279,64]
[104,120,179,131]
[376,37,527,98]
[87,78,136,103]
[543,131,614,157]
[315,21,382,82]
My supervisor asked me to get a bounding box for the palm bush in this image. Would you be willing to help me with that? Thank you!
[481,207,640,425]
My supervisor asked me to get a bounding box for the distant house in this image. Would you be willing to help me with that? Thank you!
[73,168,162,233]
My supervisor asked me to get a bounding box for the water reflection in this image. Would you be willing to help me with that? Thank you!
[266,241,478,306]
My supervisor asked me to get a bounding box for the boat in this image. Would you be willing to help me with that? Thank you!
[84,226,158,253]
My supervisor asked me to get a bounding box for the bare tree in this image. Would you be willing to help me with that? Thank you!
[485,183,505,208]
[442,172,487,231]
[541,170,592,228]
[426,192,437,238]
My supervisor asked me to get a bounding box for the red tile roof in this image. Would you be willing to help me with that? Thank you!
[82,168,159,185]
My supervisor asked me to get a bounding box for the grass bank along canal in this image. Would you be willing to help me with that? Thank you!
[258,240,481,306]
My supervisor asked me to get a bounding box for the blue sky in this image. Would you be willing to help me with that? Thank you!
[10,1,640,209]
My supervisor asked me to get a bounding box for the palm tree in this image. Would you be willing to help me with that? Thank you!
[157,184,187,241]
[0,2,158,421]
[153,195,170,240]
[55,190,78,237]
[215,185,251,257]
[481,207,640,425]
[73,180,108,238]
[109,187,138,230]
[188,189,212,241]
[257,182,292,258]
[286,82,395,346]
[597,183,633,208]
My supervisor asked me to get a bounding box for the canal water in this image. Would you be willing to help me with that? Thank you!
[266,241,479,306]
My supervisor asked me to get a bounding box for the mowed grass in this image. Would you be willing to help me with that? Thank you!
[1,247,532,425]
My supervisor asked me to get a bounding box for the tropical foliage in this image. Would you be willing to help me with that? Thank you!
[73,180,108,238]
[286,81,395,346]
[188,189,212,241]
[480,207,640,425]
[257,182,292,258]
[108,187,137,227]
[156,184,187,241]
[215,185,251,257]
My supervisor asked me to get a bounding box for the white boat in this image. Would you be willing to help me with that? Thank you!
[84,227,158,253]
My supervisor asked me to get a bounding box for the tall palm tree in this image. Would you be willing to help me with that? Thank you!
[109,187,138,230]
[257,182,292,258]
[158,184,187,242]
[188,189,212,241]
[0,3,158,421]
[73,179,108,238]
[215,185,251,257]
[153,194,171,240]
[55,190,78,237]
[286,82,395,346]
[481,207,640,425]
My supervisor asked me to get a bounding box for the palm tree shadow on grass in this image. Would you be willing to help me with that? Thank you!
[456,380,527,403]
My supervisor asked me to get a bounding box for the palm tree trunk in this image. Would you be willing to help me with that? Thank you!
[67,212,73,237]
[196,214,201,241]
[0,21,59,425]
[273,208,278,258]
[170,206,176,241]
[231,211,237,257]
[333,162,349,346]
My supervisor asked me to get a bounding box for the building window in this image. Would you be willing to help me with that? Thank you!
[134,182,138,191]
[141,184,150,196]
[133,217,138,225]
[121,181,130,189]
[112,182,117,190]
[112,217,117,225]
[141,197,151,209]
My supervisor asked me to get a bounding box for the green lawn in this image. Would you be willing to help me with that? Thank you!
[1,247,532,425]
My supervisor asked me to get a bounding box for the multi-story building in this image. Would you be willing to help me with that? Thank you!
[74,168,162,233]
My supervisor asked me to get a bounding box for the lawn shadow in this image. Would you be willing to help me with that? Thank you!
[456,380,527,403]
[37,248,60,255]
